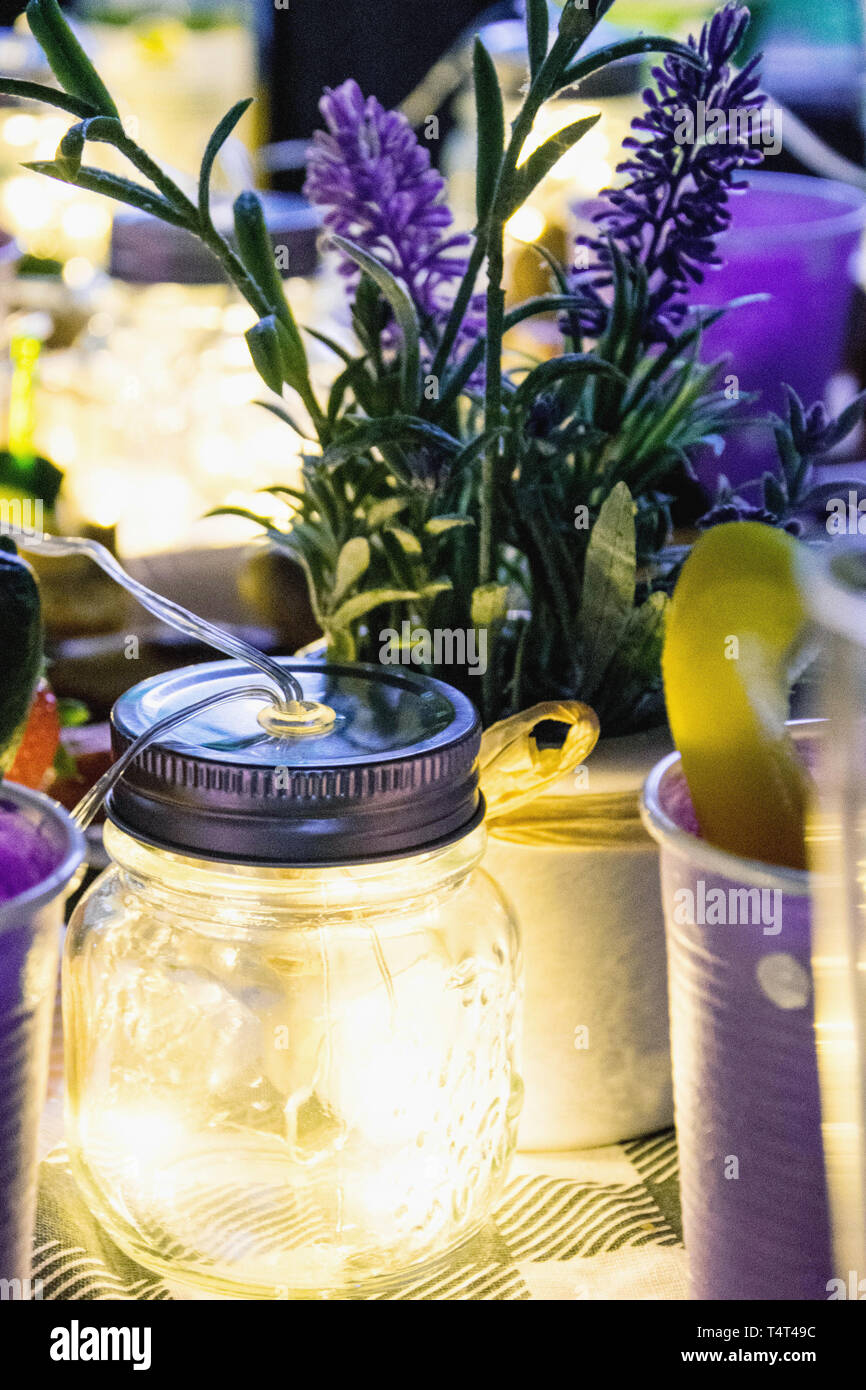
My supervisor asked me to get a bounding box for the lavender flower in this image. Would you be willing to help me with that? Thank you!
[304,80,483,364]
[573,2,767,345]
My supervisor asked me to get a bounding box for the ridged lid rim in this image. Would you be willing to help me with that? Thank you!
[107,659,483,866]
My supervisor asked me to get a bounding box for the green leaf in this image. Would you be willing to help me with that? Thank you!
[322,415,460,467]
[274,317,312,397]
[576,482,637,700]
[297,468,341,540]
[623,314,722,409]
[0,77,97,118]
[532,244,574,297]
[378,529,417,590]
[554,35,705,98]
[327,627,356,662]
[366,497,406,529]
[511,353,625,413]
[329,587,419,631]
[289,516,339,569]
[527,0,616,108]
[234,195,320,429]
[262,484,309,511]
[824,385,866,447]
[432,295,584,414]
[243,312,312,400]
[330,234,421,411]
[332,536,371,604]
[450,427,512,482]
[471,583,508,627]
[503,292,585,328]
[520,503,576,643]
[327,355,373,424]
[558,0,614,49]
[210,507,328,628]
[277,537,327,630]
[603,591,668,697]
[26,0,119,116]
[301,326,356,365]
[597,590,668,729]
[254,400,316,441]
[200,99,253,223]
[233,191,300,344]
[526,0,550,80]
[206,506,268,526]
[385,526,423,556]
[420,581,452,600]
[23,160,190,226]
[509,113,600,216]
[473,38,505,224]
[57,115,125,176]
[425,515,474,536]
[55,124,84,179]
[762,471,789,517]
[245,317,286,395]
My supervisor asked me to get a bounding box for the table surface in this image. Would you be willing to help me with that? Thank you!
[36,1000,687,1301]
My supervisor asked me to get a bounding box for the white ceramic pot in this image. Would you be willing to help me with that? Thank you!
[484,725,674,1151]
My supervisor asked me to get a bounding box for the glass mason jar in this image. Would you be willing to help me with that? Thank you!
[34,197,319,558]
[64,660,522,1298]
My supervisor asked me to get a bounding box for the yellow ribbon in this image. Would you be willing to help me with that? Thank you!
[480,701,650,848]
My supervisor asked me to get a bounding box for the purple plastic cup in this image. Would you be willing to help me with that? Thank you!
[0,784,84,1289]
[690,172,866,491]
[641,740,832,1301]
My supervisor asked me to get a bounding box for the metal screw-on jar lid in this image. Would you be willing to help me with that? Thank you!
[107,659,484,866]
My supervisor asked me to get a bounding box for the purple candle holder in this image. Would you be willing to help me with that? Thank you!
[0,785,84,1290]
[641,746,832,1301]
[690,172,866,491]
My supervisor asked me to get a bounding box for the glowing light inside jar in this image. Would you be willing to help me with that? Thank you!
[66,819,520,1294]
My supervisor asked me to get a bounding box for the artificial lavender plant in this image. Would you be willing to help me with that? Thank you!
[1,0,800,734]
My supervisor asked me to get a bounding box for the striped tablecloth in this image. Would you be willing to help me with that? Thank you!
[36,1003,687,1301]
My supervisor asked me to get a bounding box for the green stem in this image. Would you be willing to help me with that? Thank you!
[117,132,327,433]
[197,222,273,319]
[428,33,561,386]
[119,136,275,321]
[430,237,486,383]
[466,7,592,719]
[480,222,505,588]
[111,131,198,220]
[183,190,329,432]
[431,3,608,391]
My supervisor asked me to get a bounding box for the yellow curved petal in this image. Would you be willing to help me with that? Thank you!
[662,521,809,870]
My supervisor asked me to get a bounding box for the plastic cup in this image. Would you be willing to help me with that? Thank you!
[641,735,833,1300]
[0,784,84,1290]
[691,171,866,491]
[807,542,866,1289]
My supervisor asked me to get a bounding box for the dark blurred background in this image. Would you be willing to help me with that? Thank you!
[1,1,864,175]
[258,0,511,141]
[257,0,516,189]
